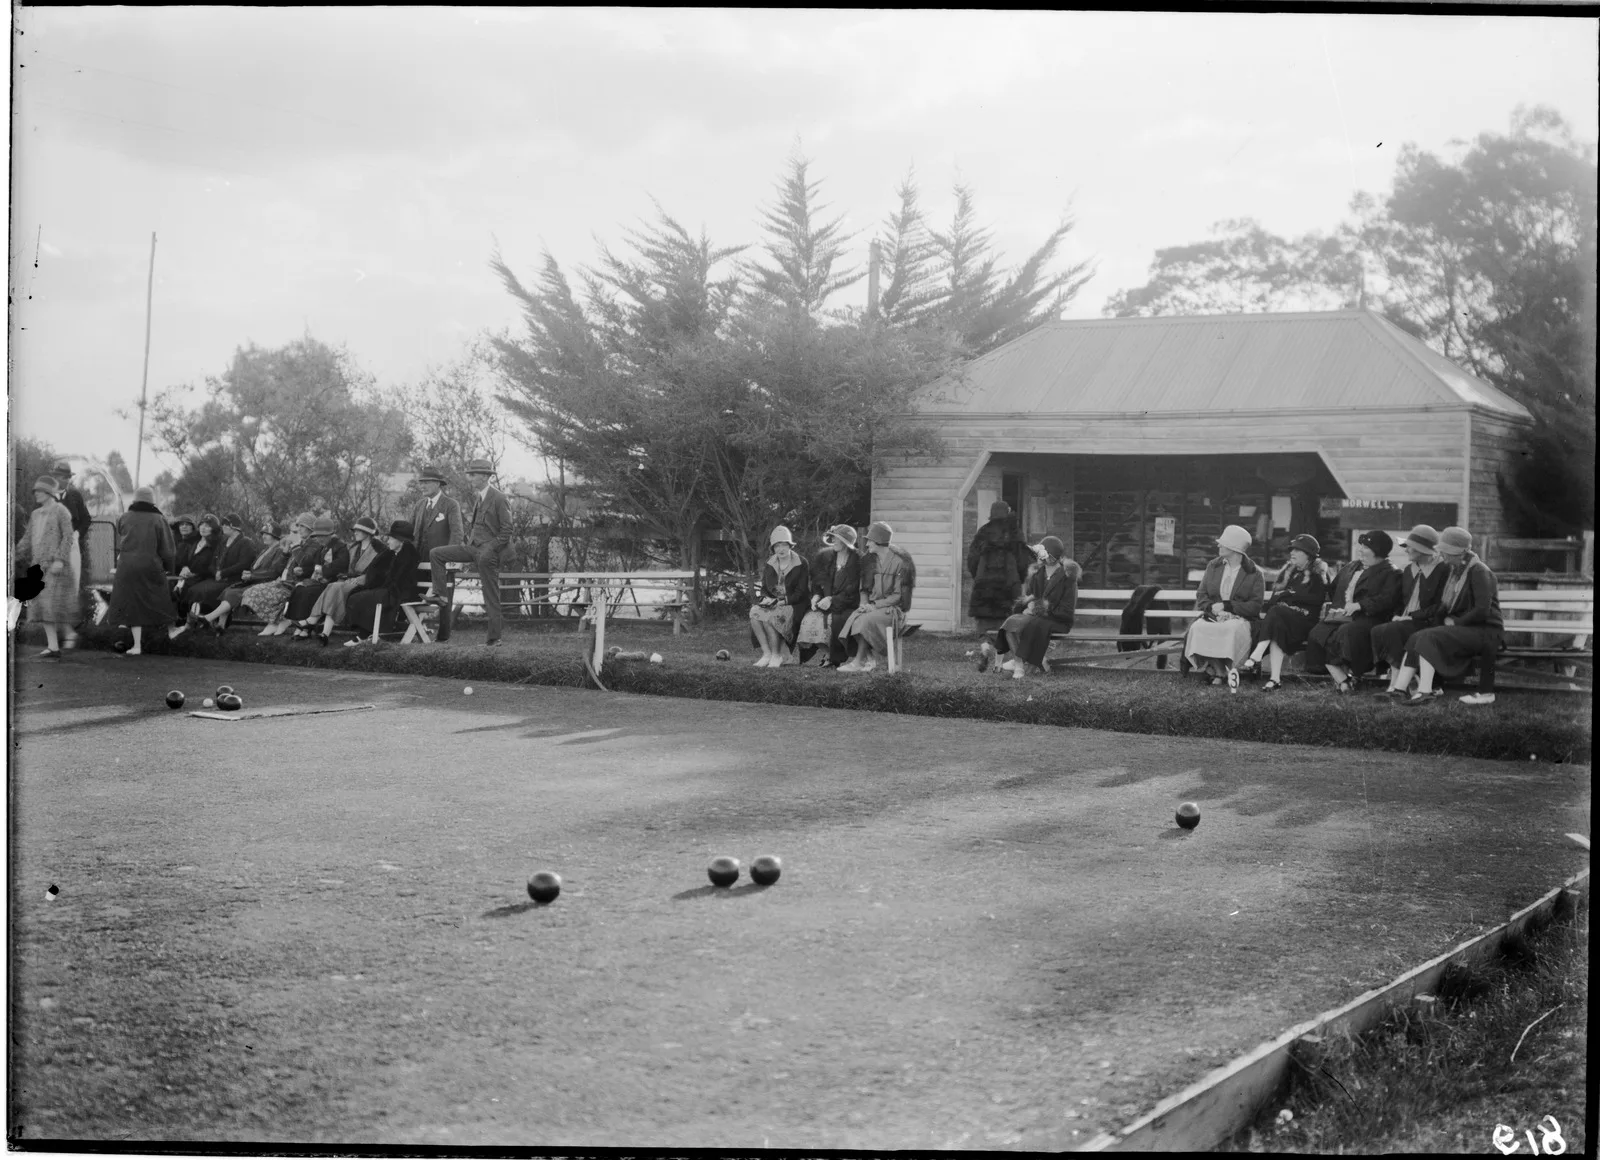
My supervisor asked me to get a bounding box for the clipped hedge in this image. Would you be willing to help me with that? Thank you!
[63,621,1591,765]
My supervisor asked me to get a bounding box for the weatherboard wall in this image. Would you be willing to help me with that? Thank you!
[873,408,1491,635]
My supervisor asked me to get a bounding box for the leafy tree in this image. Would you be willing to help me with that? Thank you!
[1104,218,1358,317]
[393,336,512,498]
[491,202,951,584]
[149,335,411,527]
[1358,107,1596,533]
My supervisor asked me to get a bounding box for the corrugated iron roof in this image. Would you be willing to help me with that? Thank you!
[917,310,1534,420]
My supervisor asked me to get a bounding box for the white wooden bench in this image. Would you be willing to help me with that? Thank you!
[1497,588,1593,682]
[403,568,699,644]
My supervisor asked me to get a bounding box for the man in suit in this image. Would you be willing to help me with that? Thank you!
[410,464,464,641]
[425,458,513,646]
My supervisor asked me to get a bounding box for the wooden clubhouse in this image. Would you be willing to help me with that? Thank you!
[873,310,1535,635]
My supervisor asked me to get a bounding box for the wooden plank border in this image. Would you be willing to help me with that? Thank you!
[1081,865,1590,1152]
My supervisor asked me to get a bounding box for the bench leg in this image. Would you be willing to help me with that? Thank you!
[372,604,382,645]
[401,604,433,645]
[886,625,899,674]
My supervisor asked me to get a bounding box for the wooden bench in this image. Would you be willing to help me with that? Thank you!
[402,568,699,644]
[1497,588,1593,683]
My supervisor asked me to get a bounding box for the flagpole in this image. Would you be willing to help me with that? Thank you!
[134,231,156,488]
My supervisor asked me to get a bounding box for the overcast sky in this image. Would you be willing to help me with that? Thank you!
[8,8,1596,484]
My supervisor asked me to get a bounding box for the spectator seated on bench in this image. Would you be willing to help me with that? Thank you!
[1386,526,1504,707]
[977,536,1079,681]
[1180,524,1265,687]
[344,521,422,645]
[192,520,287,635]
[838,522,914,673]
[1237,534,1328,691]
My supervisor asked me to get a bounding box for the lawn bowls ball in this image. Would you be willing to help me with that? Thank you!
[217,693,243,711]
[463,686,474,695]
[707,856,741,888]
[215,685,234,698]
[750,855,782,886]
[165,690,186,710]
[526,871,562,904]
[1176,802,1202,830]
[202,697,216,709]
[650,653,664,664]
[715,649,731,662]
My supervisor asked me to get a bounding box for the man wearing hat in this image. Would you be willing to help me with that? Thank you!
[410,465,464,641]
[50,460,93,579]
[803,524,863,667]
[346,521,423,643]
[1371,525,1451,695]
[966,500,1035,635]
[1388,527,1505,706]
[837,521,915,673]
[178,513,259,630]
[424,458,513,646]
[1303,529,1402,693]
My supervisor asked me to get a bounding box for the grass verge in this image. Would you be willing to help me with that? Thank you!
[60,616,1592,763]
[1222,891,1588,1154]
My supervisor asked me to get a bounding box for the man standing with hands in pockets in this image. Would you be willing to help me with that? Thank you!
[424,458,511,647]
[410,465,464,641]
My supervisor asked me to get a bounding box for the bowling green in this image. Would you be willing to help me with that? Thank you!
[9,655,1589,1149]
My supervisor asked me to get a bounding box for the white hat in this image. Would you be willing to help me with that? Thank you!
[1216,525,1252,554]
[769,526,795,546]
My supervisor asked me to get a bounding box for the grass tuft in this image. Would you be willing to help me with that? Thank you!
[1224,895,1588,1154]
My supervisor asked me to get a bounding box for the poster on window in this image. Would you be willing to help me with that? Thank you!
[1153,516,1176,556]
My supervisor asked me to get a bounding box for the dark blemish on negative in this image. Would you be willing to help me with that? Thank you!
[46,885,59,898]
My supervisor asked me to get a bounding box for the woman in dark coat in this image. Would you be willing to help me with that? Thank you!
[169,514,200,579]
[1240,534,1328,690]
[1303,530,1403,694]
[748,526,811,667]
[107,487,177,655]
[979,535,1080,680]
[283,515,350,626]
[198,520,289,634]
[800,523,863,667]
[180,514,257,627]
[966,501,1034,633]
[1372,525,1450,694]
[346,521,422,642]
[1390,527,1504,707]
[171,513,220,625]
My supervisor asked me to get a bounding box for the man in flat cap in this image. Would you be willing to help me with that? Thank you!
[424,459,512,646]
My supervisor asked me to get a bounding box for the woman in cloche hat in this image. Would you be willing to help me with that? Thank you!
[1239,533,1328,690]
[1181,525,1264,688]
[14,475,82,656]
[749,525,811,667]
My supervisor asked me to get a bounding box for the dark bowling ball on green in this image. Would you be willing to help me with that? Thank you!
[215,685,235,698]
[707,856,741,888]
[165,690,186,710]
[217,693,243,711]
[1176,802,1201,830]
[526,871,561,904]
[750,854,782,886]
